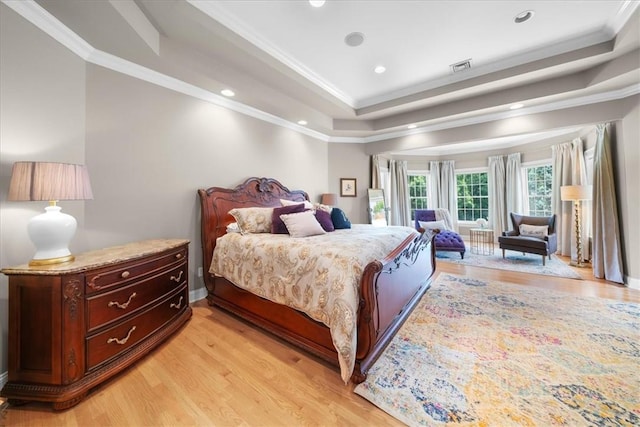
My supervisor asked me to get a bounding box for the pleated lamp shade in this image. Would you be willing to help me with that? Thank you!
[8,162,93,266]
[321,193,338,206]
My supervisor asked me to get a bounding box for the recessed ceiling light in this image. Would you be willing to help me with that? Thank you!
[510,103,524,110]
[344,32,365,47]
[221,89,235,97]
[407,124,417,129]
[309,0,325,7]
[374,65,386,74]
[514,10,534,24]
[297,120,308,126]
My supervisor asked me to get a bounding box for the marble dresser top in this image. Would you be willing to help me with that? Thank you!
[1,239,190,276]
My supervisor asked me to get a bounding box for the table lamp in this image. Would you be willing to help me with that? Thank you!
[321,193,338,206]
[8,161,93,266]
[560,184,592,268]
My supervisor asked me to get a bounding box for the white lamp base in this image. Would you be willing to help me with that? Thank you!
[27,205,77,266]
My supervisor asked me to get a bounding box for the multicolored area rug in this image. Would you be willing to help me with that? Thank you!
[354,274,640,426]
[436,247,582,280]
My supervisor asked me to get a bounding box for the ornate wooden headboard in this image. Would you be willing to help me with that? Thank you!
[197,177,309,282]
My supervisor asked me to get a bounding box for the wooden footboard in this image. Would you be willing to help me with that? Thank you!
[354,229,436,382]
[198,177,436,383]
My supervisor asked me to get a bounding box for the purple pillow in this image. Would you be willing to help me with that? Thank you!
[315,209,335,232]
[271,203,306,234]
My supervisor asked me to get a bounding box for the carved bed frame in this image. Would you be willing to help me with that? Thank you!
[198,177,436,383]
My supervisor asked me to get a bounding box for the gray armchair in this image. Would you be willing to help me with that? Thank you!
[498,213,557,265]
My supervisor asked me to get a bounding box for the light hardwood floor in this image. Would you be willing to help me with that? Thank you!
[2,257,638,426]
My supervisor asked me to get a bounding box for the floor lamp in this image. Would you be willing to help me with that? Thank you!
[560,185,592,268]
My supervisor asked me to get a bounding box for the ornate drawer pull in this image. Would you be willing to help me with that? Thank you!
[175,253,182,259]
[107,326,136,345]
[170,271,184,283]
[121,271,130,279]
[170,296,184,310]
[108,292,137,310]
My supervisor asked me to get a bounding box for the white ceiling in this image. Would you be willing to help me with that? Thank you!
[10,0,640,152]
[191,0,632,108]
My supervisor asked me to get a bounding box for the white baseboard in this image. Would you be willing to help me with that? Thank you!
[626,275,640,290]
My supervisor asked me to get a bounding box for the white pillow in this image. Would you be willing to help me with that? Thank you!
[313,203,333,213]
[519,224,549,238]
[280,198,314,210]
[279,210,326,238]
[419,220,447,231]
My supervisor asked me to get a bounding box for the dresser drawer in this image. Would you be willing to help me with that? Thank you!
[86,285,188,370]
[86,246,187,294]
[86,262,187,332]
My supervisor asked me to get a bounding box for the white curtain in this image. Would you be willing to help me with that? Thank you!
[592,124,624,283]
[506,153,524,216]
[389,160,410,226]
[371,155,381,189]
[429,160,440,209]
[488,155,507,233]
[552,138,588,259]
[439,160,458,230]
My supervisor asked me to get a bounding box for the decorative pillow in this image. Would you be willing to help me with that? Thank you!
[271,203,306,234]
[226,222,241,233]
[229,207,274,234]
[279,210,326,238]
[314,208,335,232]
[519,224,549,238]
[313,203,333,213]
[280,198,314,210]
[419,220,446,231]
[331,207,352,229]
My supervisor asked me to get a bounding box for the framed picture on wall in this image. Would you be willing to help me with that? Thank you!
[340,178,357,197]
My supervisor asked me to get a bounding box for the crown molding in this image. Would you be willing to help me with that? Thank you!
[1,0,330,142]
[186,0,356,108]
[328,83,640,144]
[3,0,638,147]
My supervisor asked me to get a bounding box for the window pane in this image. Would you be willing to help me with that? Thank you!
[408,173,430,220]
[455,171,489,222]
[525,164,553,216]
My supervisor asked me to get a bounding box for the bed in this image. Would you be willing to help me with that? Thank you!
[198,177,436,383]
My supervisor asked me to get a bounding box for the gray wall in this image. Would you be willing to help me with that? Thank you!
[0,4,87,382]
[0,5,328,377]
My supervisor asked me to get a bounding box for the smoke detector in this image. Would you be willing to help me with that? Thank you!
[450,59,472,73]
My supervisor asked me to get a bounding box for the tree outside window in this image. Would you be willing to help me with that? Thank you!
[456,172,488,221]
[526,164,553,216]
[408,173,429,220]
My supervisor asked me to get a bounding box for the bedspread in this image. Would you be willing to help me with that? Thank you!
[209,224,417,382]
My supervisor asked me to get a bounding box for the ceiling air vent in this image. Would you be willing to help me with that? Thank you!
[450,59,472,73]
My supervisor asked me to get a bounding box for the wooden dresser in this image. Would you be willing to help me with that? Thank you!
[1,239,192,410]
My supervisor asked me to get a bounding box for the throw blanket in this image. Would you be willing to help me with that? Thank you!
[210,224,417,383]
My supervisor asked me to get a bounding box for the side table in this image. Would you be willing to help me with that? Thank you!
[470,228,494,255]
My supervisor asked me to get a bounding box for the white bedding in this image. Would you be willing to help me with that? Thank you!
[209,224,417,383]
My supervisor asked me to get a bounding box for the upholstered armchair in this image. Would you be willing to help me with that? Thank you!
[498,213,557,265]
[414,209,466,259]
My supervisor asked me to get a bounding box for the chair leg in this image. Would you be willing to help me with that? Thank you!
[542,255,546,266]
[502,249,505,258]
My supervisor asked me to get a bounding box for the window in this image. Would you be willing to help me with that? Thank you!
[408,172,429,220]
[456,171,488,221]
[525,164,553,216]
